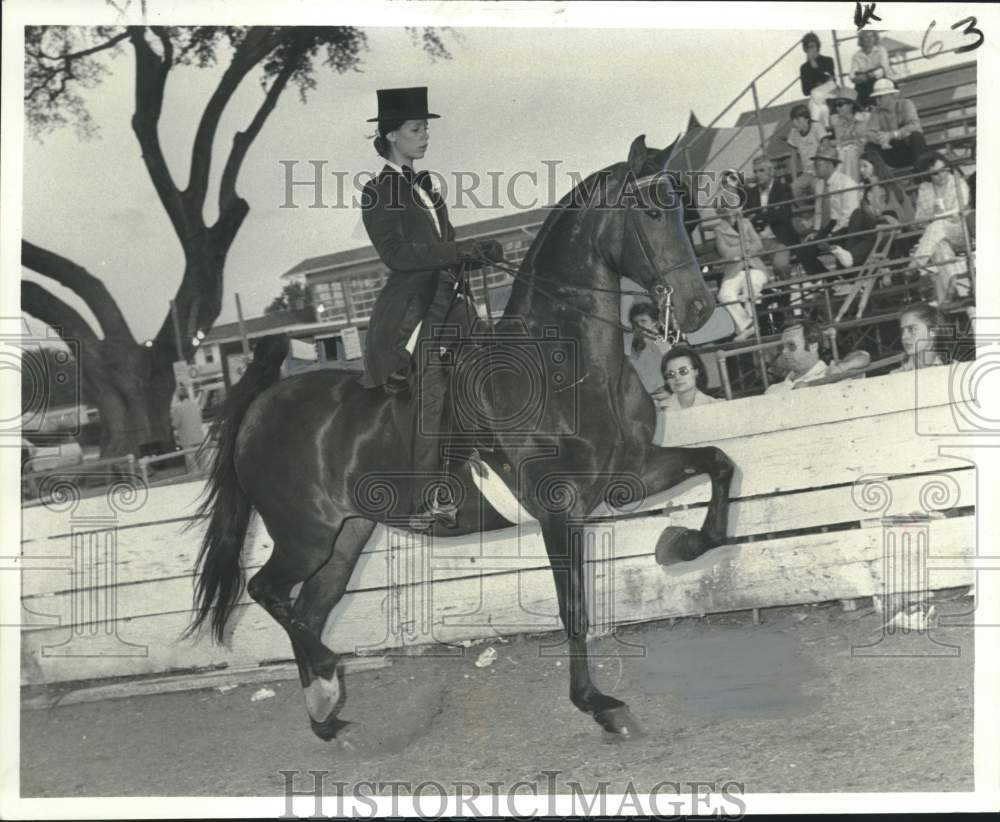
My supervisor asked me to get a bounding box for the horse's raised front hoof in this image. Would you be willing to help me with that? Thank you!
[594,706,645,742]
[655,526,708,566]
[310,714,351,742]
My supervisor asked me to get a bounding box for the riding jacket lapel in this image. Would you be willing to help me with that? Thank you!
[382,163,447,240]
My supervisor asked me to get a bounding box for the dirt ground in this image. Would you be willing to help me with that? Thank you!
[20,596,974,799]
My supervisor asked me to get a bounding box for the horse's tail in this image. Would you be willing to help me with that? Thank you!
[183,334,290,644]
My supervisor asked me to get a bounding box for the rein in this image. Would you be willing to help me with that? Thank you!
[468,253,683,345]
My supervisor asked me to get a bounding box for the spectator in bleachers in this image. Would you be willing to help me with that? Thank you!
[858,149,914,223]
[713,205,770,341]
[656,346,722,411]
[892,302,948,373]
[799,32,837,129]
[744,155,796,286]
[803,147,861,260]
[861,79,928,170]
[911,151,972,305]
[828,182,901,270]
[627,301,672,401]
[851,30,895,109]
[765,320,871,392]
[787,104,829,199]
[830,87,864,182]
[746,156,798,247]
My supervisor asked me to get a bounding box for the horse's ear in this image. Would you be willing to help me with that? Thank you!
[627,135,648,175]
[654,133,684,171]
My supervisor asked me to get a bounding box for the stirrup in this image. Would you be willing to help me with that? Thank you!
[408,498,459,532]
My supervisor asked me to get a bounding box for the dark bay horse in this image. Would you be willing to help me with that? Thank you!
[187,135,735,741]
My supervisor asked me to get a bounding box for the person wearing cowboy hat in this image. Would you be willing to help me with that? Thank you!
[860,78,928,169]
[803,146,861,268]
[829,86,864,182]
[359,86,504,532]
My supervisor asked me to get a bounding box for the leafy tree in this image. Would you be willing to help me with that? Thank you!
[21,23,451,456]
[265,281,315,316]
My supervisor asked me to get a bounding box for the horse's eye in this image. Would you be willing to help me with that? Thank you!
[646,209,661,219]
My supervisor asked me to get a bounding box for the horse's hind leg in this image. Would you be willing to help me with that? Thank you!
[245,516,365,740]
[289,517,377,740]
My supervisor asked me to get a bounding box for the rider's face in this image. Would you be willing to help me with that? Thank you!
[388,120,429,163]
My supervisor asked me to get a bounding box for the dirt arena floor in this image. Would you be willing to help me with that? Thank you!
[20,596,974,799]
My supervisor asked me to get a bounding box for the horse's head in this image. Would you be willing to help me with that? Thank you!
[604,135,714,333]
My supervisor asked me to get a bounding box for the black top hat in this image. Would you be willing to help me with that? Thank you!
[367,86,440,123]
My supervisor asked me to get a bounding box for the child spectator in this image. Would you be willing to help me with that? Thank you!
[799,32,837,129]
[765,321,871,392]
[861,79,928,170]
[892,302,949,373]
[851,30,894,108]
[786,104,829,199]
[911,152,971,305]
[627,302,672,401]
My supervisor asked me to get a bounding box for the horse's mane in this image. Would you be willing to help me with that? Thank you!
[519,163,628,273]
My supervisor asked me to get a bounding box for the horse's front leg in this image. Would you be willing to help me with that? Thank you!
[539,514,644,739]
[642,445,735,564]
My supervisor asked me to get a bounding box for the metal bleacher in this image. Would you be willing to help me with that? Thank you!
[682,36,977,397]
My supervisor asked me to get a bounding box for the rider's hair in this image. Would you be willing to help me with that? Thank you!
[915,151,949,176]
[372,118,407,159]
[660,345,710,394]
[628,302,660,353]
[802,32,821,52]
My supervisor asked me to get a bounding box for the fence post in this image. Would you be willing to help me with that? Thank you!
[954,170,976,293]
[831,30,845,85]
[735,216,769,391]
[751,81,768,160]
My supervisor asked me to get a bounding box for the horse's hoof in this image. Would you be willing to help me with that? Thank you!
[310,714,351,741]
[594,706,645,741]
[655,526,707,566]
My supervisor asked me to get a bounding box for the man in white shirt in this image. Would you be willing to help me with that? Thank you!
[766,321,870,393]
[806,147,861,239]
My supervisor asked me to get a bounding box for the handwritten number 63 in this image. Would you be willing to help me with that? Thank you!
[922,17,985,58]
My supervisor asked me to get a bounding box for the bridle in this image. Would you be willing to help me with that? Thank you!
[463,171,692,347]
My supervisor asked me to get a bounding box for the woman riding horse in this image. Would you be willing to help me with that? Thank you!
[359,86,504,532]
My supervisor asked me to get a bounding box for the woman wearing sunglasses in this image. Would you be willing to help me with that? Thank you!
[656,346,722,411]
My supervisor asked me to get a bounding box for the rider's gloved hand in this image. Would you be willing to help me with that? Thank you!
[476,239,505,264]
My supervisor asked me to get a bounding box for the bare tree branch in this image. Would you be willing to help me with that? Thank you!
[128,27,191,238]
[20,280,102,365]
[27,30,130,63]
[21,240,136,346]
[184,27,284,215]
[216,44,302,231]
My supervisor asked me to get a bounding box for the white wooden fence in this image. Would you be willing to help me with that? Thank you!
[18,366,977,686]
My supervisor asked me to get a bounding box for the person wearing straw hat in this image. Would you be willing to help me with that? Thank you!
[359,86,504,531]
[802,146,861,275]
[829,86,864,182]
[860,78,927,169]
